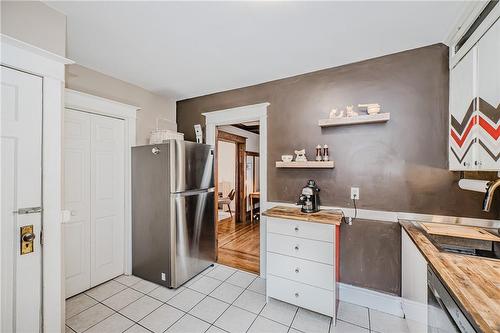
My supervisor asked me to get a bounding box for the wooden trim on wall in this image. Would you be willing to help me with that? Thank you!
[218,130,246,144]
[237,144,246,223]
[214,127,219,259]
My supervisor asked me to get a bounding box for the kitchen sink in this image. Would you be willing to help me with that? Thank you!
[424,226,500,260]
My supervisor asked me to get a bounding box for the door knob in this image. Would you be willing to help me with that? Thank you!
[22,232,36,243]
[20,225,35,255]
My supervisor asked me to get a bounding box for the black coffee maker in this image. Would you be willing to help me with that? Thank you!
[297,180,320,213]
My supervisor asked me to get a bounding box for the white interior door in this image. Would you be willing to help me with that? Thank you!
[63,110,91,297]
[90,114,125,285]
[1,66,43,332]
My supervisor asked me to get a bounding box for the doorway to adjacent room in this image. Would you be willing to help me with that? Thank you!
[215,123,260,274]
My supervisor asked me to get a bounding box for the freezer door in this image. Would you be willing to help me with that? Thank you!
[171,189,216,287]
[171,140,214,193]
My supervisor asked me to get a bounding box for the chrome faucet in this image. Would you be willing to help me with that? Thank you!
[483,179,500,212]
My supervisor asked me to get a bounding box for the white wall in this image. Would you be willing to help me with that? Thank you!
[1,1,67,57]
[218,141,236,211]
[66,64,176,145]
[218,125,259,153]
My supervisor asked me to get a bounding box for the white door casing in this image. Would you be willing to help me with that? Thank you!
[63,110,91,297]
[1,66,43,333]
[1,34,73,332]
[64,89,138,299]
[203,103,269,276]
[64,109,126,297]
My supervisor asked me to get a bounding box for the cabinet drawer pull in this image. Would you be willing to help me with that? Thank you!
[294,268,300,273]
[294,245,299,251]
[294,226,299,232]
[294,292,299,298]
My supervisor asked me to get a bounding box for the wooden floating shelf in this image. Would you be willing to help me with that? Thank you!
[318,113,390,127]
[276,161,335,169]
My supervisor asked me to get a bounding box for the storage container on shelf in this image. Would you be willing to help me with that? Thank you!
[149,129,184,144]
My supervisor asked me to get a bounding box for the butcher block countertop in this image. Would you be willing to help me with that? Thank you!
[263,206,343,226]
[400,220,500,333]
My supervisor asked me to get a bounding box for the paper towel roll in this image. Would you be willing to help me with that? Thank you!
[458,179,489,193]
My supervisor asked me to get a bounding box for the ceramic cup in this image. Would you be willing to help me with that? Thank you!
[281,155,293,162]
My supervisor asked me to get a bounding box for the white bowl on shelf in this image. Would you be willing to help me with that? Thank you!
[281,155,293,162]
[367,106,381,114]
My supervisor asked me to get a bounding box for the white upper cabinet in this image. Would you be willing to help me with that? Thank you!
[449,48,476,170]
[476,20,499,170]
[449,18,499,171]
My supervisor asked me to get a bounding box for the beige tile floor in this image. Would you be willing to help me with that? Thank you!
[65,264,410,333]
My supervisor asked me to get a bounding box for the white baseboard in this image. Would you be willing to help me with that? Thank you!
[338,283,404,318]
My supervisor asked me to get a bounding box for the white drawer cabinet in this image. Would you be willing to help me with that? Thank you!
[267,275,334,317]
[267,252,334,290]
[268,217,334,242]
[401,228,427,328]
[267,233,334,264]
[266,216,340,319]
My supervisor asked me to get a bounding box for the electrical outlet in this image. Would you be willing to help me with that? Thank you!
[351,187,359,200]
[161,273,166,281]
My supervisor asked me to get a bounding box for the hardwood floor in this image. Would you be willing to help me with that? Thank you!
[217,217,260,274]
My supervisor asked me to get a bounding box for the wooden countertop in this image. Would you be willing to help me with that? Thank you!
[400,220,500,333]
[263,206,343,226]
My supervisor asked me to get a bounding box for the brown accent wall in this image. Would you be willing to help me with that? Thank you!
[177,44,499,295]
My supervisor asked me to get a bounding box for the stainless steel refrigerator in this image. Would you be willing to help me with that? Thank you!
[132,140,215,288]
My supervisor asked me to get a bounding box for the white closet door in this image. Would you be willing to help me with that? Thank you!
[90,114,125,285]
[63,109,91,298]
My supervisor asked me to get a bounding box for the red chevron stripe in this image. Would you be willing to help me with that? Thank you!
[478,116,500,140]
[451,117,476,147]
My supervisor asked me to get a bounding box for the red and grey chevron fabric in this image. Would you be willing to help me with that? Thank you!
[450,98,499,163]
[477,98,500,161]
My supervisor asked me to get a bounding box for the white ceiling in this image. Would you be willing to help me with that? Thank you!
[48,1,468,100]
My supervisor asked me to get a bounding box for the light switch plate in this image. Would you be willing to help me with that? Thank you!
[351,187,360,200]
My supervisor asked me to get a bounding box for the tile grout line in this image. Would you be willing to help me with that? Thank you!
[244,283,267,333]
[77,302,125,333]
[287,307,300,333]
[71,265,374,333]
[197,270,257,332]
[119,294,163,324]
[159,270,241,333]
[368,308,372,331]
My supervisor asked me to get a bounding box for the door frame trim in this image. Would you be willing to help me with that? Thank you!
[203,103,269,276]
[65,89,140,278]
[1,34,74,333]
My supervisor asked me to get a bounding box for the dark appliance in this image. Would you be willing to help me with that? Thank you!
[132,140,215,288]
[297,180,320,213]
[427,267,476,333]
